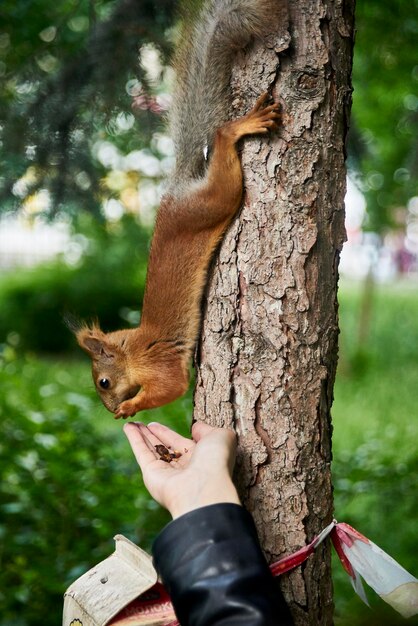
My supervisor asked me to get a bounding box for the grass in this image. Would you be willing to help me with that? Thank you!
[334,280,418,460]
[1,279,417,624]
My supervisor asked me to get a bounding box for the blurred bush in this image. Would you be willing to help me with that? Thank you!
[1,263,417,626]
[0,213,150,353]
[0,344,175,626]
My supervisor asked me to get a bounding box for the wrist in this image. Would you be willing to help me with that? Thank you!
[169,477,241,519]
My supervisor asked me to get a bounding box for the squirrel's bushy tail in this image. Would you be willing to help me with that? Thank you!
[169,0,277,182]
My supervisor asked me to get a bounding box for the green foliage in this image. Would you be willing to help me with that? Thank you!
[0,212,150,352]
[1,282,417,625]
[333,450,418,625]
[0,342,192,626]
[0,0,175,214]
[333,282,418,625]
[351,0,418,230]
[1,0,416,230]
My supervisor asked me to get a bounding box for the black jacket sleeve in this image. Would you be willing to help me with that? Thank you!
[152,503,293,626]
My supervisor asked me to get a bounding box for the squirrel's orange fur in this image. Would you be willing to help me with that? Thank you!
[73,1,280,418]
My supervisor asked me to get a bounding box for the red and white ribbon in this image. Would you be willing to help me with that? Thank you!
[270,520,418,619]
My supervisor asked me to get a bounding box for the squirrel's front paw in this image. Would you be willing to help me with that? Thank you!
[114,399,139,420]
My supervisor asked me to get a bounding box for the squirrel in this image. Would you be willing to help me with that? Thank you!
[71,0,281,419]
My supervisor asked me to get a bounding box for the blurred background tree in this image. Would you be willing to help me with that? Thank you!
[345,0,418,367]
[0,0,417,625]
[350,0,418,232]
[1,0,417,226]
[0,0,175,217]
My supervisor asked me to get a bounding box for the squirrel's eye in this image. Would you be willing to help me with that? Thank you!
[99,378,110,389]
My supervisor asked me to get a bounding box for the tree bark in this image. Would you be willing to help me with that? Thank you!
[193,1,355,624]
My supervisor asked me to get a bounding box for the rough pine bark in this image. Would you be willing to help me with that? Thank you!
[193,1,355,624]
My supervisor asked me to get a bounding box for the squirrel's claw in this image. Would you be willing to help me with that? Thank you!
[114,398,139,420]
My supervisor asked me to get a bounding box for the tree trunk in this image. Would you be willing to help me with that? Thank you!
[193,1,355,624]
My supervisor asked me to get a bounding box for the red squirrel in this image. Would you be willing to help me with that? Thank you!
[72,0,280,419]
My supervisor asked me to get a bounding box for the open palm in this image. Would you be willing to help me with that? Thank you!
[123,421,240,519]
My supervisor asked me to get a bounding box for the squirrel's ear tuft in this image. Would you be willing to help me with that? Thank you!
[63,312,84,334]
[73,323,115,361]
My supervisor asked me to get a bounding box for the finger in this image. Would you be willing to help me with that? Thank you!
[192,422,237,458]
[191,421,221,442]
[123,422,158,470]
[147,422,192,451]
[137,423,187,462]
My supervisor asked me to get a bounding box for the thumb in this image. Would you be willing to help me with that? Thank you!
[191,421,218,442]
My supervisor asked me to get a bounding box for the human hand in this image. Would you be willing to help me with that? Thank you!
[123,421,241,519]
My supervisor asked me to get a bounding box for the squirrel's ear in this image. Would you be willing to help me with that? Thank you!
[74,325,115,361]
